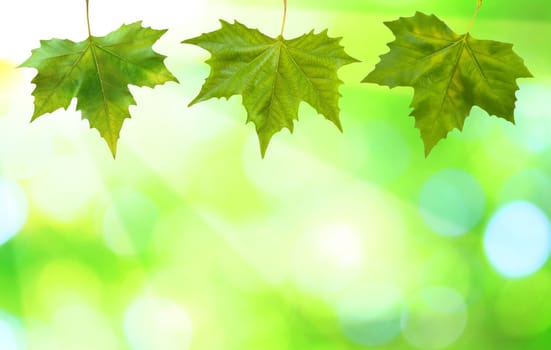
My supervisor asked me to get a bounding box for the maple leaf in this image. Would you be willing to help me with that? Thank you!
[183,20,358,157]
[21,21,177,156]
[363,12,532,156]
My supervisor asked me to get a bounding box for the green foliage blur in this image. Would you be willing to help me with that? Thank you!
[0,0,551,349]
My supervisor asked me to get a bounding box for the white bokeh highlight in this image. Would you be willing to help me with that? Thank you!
[292,223,365,296]
[28,155,103,223]
[484,201,551,278]
[0,178,28,246]
[124,295,192,350]
[511,84,551,152]
[0,311,24,350]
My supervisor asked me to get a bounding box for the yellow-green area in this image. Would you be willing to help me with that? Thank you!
[0,1,551,350]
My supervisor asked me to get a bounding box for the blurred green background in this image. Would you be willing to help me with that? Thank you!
[1,0,551,349]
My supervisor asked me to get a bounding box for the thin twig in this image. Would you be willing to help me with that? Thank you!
[466,0,482,33]
[86,0,92,37]
[280,0,287,37]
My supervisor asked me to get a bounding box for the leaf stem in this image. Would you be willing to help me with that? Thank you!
[279,0,287,37]
[466,0,482,33]
[86,0,92,37]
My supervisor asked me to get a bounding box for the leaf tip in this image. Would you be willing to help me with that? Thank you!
[17,58,31,69]
[220,19,233,27]
[259,143,268,159]
[350,56,362,64]
[424,146,433,158]
[258,132,274,159]
[187,94,204,107]
[420,131,445,158]
[181,37,196,45]
[360,74,372,84]
[30,112,42,123]
[332,118,344,133]
[106,139,118,159]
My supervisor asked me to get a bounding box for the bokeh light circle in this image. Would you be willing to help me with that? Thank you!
[292,223,365,296]
[291,186,408,299]
[337,284,403,346]
[511,84,551,152]
[50,303,121,350]
[484,201,551,278]
[123,295,192,350]
[0,311,24,350]
[28,155,103,223]
[0,178,28,246]
[401,287,468,349]
[419,169,485,236]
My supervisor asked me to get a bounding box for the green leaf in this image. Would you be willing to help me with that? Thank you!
[363,12,532,156]
[21,21,177,157]
[183,20,358,157]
